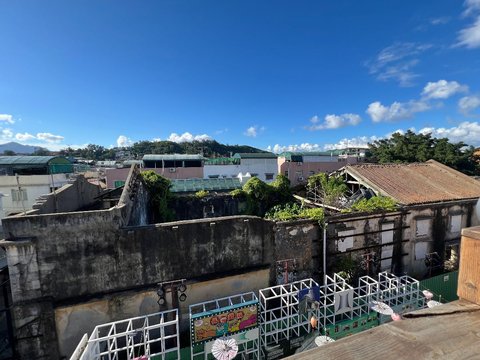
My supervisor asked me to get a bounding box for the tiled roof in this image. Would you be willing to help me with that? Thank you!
[345,160,480,205]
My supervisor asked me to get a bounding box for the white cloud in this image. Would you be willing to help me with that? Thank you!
[15,132,36,141]
[367,42,432,86]
[1,129,13,140]
[421,80,468,99]
[167,132,213,142]
[366,100,430,122]
[457,0,480,48]
[244,126,262,138]
[116,135,133,147]
[324,136,376,150]
[419,121,480,145]
[459,95,480,115]
[430,17,450,25]
[36,132,64,143]
[463,0,480,17]
[267,143,322,153]
[307,113,361,131]
[0,114,14,124]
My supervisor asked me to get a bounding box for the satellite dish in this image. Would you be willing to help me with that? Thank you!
[370,301,394,315]
[212,338,238,360]
[314,336,335,347]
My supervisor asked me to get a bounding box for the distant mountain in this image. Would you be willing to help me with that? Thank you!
[0,142,41,155]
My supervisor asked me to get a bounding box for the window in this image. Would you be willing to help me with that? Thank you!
[114,180,125,188]
[284,170,289,177]
[11,189,28,202]
[449,214,462,234]
[381,223,394,270]
[415,219,431,237]
[251,173,258,177]
[265,173,274,181]
[208,175,219,179]
[337,229,354,252]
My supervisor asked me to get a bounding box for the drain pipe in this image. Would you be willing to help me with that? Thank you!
[323,222,328,283]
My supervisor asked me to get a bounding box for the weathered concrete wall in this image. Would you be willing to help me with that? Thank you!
[170,194,246,221]
[324,200,477,279]
[0,213,287,359]
[274,220,321,282]
[55,269,270,358]
[326,211,405,280]
[28,175,102,215]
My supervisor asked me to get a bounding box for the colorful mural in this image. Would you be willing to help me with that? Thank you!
[190,300,258,345]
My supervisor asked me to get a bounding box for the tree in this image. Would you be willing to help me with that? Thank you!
[367,130,479,175]
[307,173,348,208]
[3,150,15,156]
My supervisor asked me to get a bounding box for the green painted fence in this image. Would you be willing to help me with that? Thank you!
[419,271,458,303]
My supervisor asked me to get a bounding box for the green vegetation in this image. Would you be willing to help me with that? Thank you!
[343,196,398,213]
[265,203,325,223]
[231,175,293,216]
[306,173,348,208]
[367,130,479,175]
[59,140,267,160]
[194,190,209,199]
[140,170,174,222]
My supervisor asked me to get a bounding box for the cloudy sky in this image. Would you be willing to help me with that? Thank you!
[1,1,480,152]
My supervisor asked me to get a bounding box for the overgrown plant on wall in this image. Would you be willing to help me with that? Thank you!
[230,175,292,216]
[140,170,174,222]
[343,196,398,213]
[306,173,348,208]
[265,202,325,223]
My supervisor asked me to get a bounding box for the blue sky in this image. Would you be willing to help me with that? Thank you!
[1,0,480,152]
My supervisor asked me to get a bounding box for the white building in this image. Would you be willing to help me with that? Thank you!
[0,156,74,219]
[203,157,242,179]
[233,153,278,183]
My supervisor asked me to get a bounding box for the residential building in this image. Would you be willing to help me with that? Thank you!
[203,157,241,179]
[278,150,364,187]
[0,156,74,219]
[326,160,480,278]
[105,154,204,188]
[233,152,278,183]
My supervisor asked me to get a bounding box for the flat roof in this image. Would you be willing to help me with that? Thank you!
[143,154,204,161]
[233,152,277,159]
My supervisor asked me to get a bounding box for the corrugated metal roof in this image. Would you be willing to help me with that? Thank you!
[233,152,277,159]
[345,160,480,205]
[0,156,67,166]
[143,154,204,161]
[170,178,242,193]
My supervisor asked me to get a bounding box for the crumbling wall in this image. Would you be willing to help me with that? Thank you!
[29,175,102,215]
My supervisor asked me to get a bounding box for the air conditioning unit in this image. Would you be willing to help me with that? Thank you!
[169,168,176,173]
